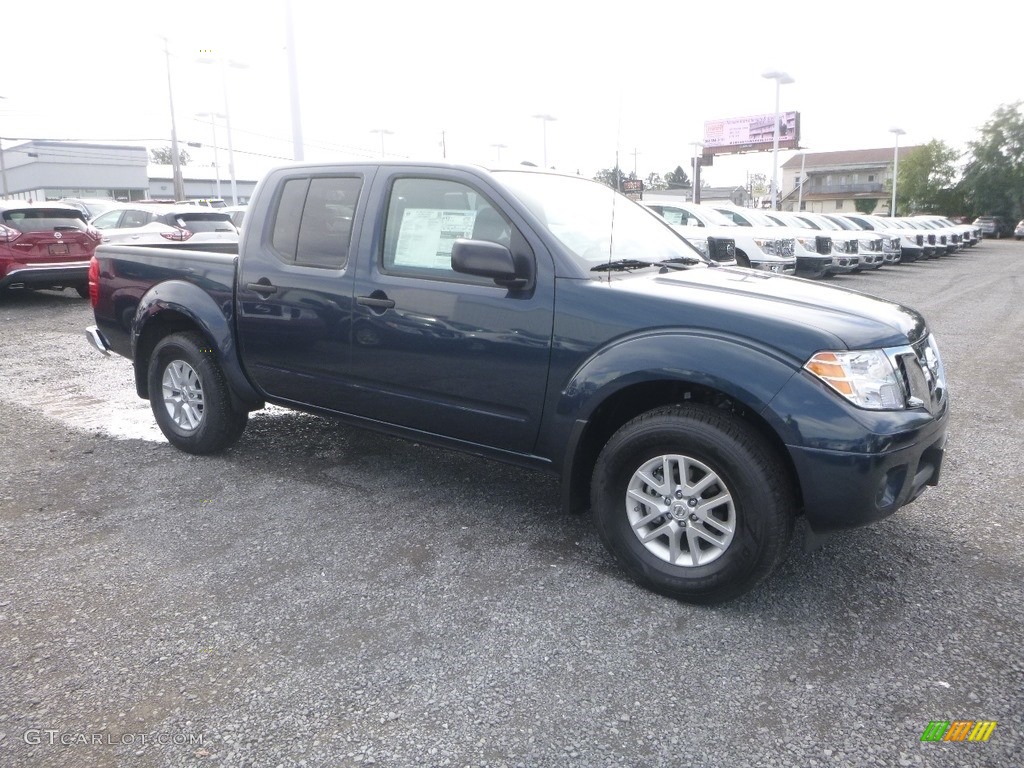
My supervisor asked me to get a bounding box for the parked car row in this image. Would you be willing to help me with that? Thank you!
[642,197,983,279]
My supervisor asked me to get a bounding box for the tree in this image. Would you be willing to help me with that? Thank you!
[958,101,1024,221]
[748,172,768,198]
[593,166,627,190]
[895,139,960,214]
[645,172,668,191]
[150,145,191,166]
[664,165,690,189]
[855,198,880,214]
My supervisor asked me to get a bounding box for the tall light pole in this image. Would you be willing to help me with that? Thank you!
[797,149,808,212]
[284,0,304,161]
[195,112,225,199]
[690,142,703,203]
[163,38,186,201]
[197,55,247,205]
[889,127,905,217]
[762,70,794,210]
[370,128,393,158]
[532,113,556,168]
[491,143,507,162]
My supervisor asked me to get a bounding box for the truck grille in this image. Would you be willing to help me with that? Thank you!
[707,236,736,262]
[892,334,947,415]
[916,234,924,246]
[776,239,795,257]
[815,235,832,255]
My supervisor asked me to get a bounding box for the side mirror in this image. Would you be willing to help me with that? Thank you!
[452,239,533,290]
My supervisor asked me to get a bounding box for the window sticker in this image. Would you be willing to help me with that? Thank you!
[394,209,477,269]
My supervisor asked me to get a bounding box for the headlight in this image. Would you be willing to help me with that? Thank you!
[752,238,776,254]
[684,236,710,257]
[795,237,816,251]
[804,349,905,409]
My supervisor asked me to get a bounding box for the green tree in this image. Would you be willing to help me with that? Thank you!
[895,140,960,215]
[664,165,690,189]
[150,145,191,166]
[645,172,668,191]
[959,101,1024,220]
[855,198,879,214]
[748,172,768,198]
[593,166,626,190]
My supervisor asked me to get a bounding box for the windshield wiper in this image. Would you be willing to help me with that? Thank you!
[590,259,657,272]
[656,256,705,268]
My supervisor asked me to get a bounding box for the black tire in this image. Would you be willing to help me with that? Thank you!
[75,285,90,299]
[147,331,248,454]
[735,251,751,269]
[591,404,794,604]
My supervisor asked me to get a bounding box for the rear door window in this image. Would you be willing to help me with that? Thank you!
[269,176,363,269]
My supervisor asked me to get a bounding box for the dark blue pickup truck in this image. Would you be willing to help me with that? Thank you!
[85,162,949,603]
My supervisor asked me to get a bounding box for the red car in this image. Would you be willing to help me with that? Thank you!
[0,202,102,298]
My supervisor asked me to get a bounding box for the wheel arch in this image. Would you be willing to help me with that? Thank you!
[133,281,263,409]
[556,334,804,518]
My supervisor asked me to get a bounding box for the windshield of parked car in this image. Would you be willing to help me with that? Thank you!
[2,208,87,232]
[494,171,707,269]
[171,213,236,233]
[715,207,779,227]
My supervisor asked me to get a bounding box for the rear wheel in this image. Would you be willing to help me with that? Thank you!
[147,331,248,454]
[75,285,89,299]
[591,404,794,604]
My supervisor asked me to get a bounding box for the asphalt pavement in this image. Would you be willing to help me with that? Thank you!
[0,242,1021,768]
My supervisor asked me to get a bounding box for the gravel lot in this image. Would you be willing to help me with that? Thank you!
[0,243,1021,768]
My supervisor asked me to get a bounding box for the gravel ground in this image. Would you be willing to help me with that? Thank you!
[0,242,1021,768]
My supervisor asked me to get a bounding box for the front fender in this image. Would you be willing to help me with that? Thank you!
[133,280,263,407]
[557,330,801,422]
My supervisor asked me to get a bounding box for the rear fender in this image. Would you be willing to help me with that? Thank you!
[133,280,263,408]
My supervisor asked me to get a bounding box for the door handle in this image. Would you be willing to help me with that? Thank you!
[356,295,395,309]
[246,281,278,296]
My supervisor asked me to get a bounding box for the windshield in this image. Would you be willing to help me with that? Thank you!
[494,172,706,268]
[720,207,778,227]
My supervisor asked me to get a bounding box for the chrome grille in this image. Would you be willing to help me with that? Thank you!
[816,235,832,255]
[892,334,947,415]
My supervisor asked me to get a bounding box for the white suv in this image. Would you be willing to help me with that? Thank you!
[708,204,833,279]
[643,197,796,274]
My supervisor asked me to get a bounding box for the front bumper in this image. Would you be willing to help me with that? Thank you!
[795,255,833,278]
[750,258,797,275]
[767,369,949,533]
[0,261,90,292]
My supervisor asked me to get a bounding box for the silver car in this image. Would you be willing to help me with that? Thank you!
[90,204,238,252]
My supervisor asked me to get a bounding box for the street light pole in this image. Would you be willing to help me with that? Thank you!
[195,112,225,199]
[370,128,393,158]
[491,143,507,162]
[889,127,905,217]
[532,114,556,168]
[162,38,186,201]
[762,70,794,211]
[797,149,807,212]
[690,142,703,204]
[197,55,246,205]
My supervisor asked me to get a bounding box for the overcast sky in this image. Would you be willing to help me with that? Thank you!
[1,0,1018,187]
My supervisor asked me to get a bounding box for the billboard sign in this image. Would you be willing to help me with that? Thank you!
[621,178,644,200]
[703,111,800,155]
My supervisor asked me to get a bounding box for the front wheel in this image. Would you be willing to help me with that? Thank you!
[591,404,794,604]
[147,331,248,454]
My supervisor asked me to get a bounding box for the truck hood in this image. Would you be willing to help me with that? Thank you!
[604,265,927,357]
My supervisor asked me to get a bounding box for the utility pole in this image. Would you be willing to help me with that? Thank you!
[162,37,186,201]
